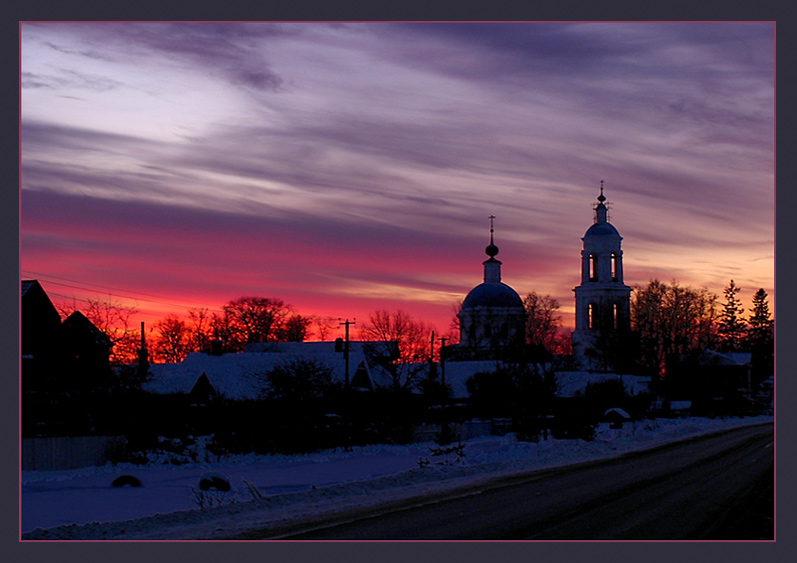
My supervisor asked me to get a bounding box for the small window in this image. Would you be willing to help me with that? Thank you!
[588,304,596,329]
[613,303,619,329]
[611,253,618,281]
[589,254,598,282]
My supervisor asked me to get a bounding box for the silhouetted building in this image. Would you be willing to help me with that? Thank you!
[21,280,62,367]
[456,218,526,359]
[571,184,633,371]
[21,280,114,436]
[61,310,113,391]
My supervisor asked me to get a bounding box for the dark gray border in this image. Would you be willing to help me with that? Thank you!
[7,1,789,562]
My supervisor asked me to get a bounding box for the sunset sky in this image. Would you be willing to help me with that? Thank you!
[19,22,775,340]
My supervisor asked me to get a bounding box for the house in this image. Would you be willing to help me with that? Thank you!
[603,407,631,428]
[21,280,115,438]
[666,349,755,415]
[145,340,376,400]
[21,280,63,383]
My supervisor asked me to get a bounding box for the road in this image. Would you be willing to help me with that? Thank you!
[230,423,774,540]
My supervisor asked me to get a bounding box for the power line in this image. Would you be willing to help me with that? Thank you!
[21,270,221,311]
[21,270,202,304]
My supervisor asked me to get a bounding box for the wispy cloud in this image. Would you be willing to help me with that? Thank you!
[20,22,775,330]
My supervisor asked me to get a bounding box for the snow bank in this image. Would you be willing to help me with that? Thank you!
[20,415,772,540]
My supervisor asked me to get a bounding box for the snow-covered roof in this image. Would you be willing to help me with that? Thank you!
[146,341,374,400]
[439,360,504,398]
[669,401,692,411]
[698,349,752,366]
[21,280,36,297]
[435,364,651,400]
[554,371,650,398]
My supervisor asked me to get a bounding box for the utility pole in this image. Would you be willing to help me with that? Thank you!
[137,321,149,381]
[438,336,448,391]
[339,319,355,389]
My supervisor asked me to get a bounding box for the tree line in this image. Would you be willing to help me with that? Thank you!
[62,280,773,384]
[631,279,773,379]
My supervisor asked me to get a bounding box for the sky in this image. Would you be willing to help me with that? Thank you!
[19,22,775,338]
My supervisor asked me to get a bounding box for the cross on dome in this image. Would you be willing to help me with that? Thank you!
[485,215,499,258]
[594,181,609,224]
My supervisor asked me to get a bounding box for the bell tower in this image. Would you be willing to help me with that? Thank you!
[572,182,632,371]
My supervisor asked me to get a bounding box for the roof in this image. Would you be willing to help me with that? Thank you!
[584,221,620,238]
[146,341,374,399]
[555,371,650,398]
[406,363,651,400]
[434,360,504,398]
[62,311,112,349]
[21,280,37,297]
[461,282,524,310]
[698,349,752,367]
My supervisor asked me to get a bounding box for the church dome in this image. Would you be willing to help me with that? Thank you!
[462,281,523,310]
[583,181,621,238]
[584,221,620,238]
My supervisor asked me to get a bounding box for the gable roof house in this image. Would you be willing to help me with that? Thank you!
[21,280,62,368]
[146,341,376,400]
[21,280,116,436]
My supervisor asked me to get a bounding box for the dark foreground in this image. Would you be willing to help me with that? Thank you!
[229,423,774,540]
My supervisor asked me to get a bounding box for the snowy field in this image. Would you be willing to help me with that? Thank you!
[20,416,773,541]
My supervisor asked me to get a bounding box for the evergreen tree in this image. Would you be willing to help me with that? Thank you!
[717,280,746,352]
[747,288,774,380]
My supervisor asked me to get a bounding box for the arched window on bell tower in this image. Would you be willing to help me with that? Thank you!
[613,303,619,330]
[611,253,618,282]
[588,303,596,329]
[589,254,598,282]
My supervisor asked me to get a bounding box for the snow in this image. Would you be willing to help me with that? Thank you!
[145,342,375,399]
[146,346,651,402]
[20,415,772,540]
[554,371,650,397]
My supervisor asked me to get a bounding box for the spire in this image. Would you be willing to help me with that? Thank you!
[484,215,501,282]
[485,215,499,258]
[594,180,608,223]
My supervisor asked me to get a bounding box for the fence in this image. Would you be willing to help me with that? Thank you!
[22,436,126,471]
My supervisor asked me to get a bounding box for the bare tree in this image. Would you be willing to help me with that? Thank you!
[523,291,562,353]
[359,310,433,391]
[313,316,339,341]
[80,296,140,365]
[631,280,718,376]
[220,297,291,351]
[448,300,463,345]
[187,308,214,353]
[278,314,312,342]
[152,315,191,363]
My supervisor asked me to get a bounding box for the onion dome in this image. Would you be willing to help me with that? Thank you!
[461,216,523,310]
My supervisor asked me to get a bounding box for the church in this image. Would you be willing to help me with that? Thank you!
[139,183,641,400]
[451,183,633,373]
[454,216,526,360]
[570,182,633,371]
